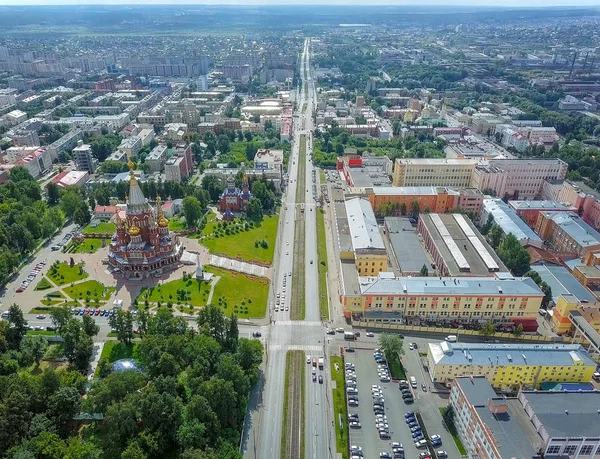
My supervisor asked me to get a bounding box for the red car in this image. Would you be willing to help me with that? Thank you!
[94,309,100,316]
[312,359,317,367]
[84,308,90,315]
[16,288,23,293]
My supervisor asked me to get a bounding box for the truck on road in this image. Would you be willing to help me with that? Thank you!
[318,357,324,370]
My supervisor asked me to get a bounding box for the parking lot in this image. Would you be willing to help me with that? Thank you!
[343,343,460,459]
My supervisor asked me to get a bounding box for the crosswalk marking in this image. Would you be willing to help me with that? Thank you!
[274,320,322,327]
[268,344,323,352]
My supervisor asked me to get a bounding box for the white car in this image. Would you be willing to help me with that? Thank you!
[371,385,381,390]
[306,355,311,364]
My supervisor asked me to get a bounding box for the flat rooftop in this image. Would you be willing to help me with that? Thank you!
[384,217,431,274]
[395,157,477,166]
[335,201,352,253]
[482,198,543,244]
[509,200,574,212]
[360,275,543,297]
[429,342,595,367]
[348,166,391,188]
[345,198,385,251]
[542,211,600,248]
[455,377,539,459]
[530,264,596,304]
[420,213,506,276]
[522,390,600,439]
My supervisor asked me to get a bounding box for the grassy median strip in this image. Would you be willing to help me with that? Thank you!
[316,209,329,320]
[281,350,305,459]
[291,135,307,321]
[330,356,348,459]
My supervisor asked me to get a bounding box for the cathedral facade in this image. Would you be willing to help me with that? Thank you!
[107,165,183,279]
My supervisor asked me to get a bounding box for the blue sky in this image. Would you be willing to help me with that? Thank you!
[0,0,599,5]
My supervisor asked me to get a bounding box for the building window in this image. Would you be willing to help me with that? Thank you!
[580,445,594,455]
[564,445,577,455]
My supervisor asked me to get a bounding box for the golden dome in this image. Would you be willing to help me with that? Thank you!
[158,216,169,228]
[128,225,141,236]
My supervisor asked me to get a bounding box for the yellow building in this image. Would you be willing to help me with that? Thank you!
[392,158,477,187]
[428,341,596,389]
[340,197,388,276]
[354,275,543,327]
[551,294,581,335]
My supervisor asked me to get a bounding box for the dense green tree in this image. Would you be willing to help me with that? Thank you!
[246,197,263,221]
[419,264,428,277]
[487,224,504,249]
[73,203,91,227]
[201,175,225,202]
[497,233,531,276]
[378,333,404,362]
[109,310,134,345]
[46,182,60,205]
[19,335,48,367]
[480,321,496,338]
[50,305,72,331]
[182,196,203,227]
[61,319,94,372]
[81,314,100,338]
[6,304,27,350]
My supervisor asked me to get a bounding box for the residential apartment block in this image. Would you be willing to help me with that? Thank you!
[430,342,595,388]
[450,376,600,459]
[72,141,97,173]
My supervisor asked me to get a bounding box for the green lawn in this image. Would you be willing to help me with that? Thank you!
[95,341,139,377]
[47,262,88,286]
[168,216,186,231]
[205,266,269,318]
[331,356,349,459]
[83,222,116,234]
[198,211,218,237]
[438,408,467,455]
[35,277,54,290]
[316,209,329,320]
[73,238,108,254]
[202,214,278,264]
[138,277,212,307]
[388,353,407,379]
[63,280,115,304]
[26,330,56,336]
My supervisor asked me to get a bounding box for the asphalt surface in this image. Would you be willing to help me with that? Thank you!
[342,339,462,459]
[245,39,332,459]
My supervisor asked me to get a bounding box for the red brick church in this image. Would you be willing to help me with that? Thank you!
[218,174,252,214]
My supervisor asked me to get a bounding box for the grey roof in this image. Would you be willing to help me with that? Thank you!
[482,198,542,244]
[474,401,539,459]
[456,376,498,405]
[384,217,431,274]
[429,342,596,367]
[348,166,391,188]
[509,200,573,211]
[541,211,600,248]
[420,213,506,276]
[345,198,385,251]
[570,310,600,351]
[530,264,596,304]
[360,275,543,296]
[456,377,539,459]
[522,391,600,438]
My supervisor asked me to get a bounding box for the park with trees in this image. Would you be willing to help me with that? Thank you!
[0,304,261,459]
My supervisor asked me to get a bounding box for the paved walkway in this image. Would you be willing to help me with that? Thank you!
[87,341,104,380]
